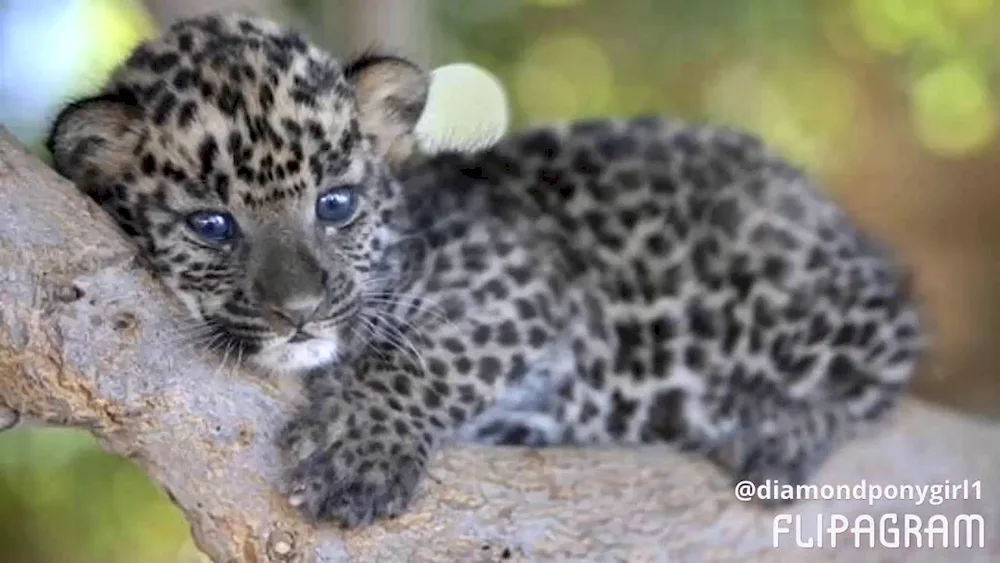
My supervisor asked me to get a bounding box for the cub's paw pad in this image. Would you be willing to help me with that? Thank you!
[285,445,427,528]
[0,406,19,431]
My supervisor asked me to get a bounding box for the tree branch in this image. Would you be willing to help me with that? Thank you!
[0,128,996,562]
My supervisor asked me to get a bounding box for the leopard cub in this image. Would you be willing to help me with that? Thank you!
[47,12,924,527]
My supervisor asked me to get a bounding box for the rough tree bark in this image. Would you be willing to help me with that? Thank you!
[0,128,997,562]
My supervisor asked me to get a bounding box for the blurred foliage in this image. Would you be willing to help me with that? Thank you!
[0,0,154,150]
[2,0,1000,561]
[0,429,202,563]
[437,0,1000,167]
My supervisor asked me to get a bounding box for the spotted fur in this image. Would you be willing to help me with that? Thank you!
[47,13,925,527]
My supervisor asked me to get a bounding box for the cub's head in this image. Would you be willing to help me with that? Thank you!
[46,13,429,374]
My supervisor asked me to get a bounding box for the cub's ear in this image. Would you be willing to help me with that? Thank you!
[46,91,146,186]
[344,52,429,165]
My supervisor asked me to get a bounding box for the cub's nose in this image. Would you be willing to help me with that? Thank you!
[271,294,323,328]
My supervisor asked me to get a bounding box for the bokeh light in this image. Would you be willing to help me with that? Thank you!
[912,58,997,156]
[513,33,614,122]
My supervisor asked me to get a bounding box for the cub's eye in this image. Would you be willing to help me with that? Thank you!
[186,211,238,242]
[316,186,359,226]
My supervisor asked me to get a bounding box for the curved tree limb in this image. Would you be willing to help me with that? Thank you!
[0,128,997,562]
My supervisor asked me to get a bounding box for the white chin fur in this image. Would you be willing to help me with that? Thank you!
[251,338,340,374]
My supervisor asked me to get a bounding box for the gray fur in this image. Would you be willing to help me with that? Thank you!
[47,13,925,527]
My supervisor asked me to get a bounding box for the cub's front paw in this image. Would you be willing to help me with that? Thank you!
[282,431,429,527]
[710,424,828,508]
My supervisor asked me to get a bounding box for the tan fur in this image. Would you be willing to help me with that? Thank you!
[50,99,145,184]
[351,59,429,165]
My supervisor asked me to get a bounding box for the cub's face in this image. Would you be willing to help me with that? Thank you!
[46,14,429,374]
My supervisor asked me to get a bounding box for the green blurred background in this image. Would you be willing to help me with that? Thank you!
[2,0,999,561]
